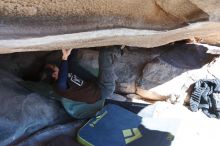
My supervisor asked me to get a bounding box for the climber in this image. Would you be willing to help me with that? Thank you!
[40,47,121,103]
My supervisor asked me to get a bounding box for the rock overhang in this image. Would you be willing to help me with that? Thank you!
[0,0,220,53]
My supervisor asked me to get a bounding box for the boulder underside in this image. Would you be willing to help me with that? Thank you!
[0,0,220,53]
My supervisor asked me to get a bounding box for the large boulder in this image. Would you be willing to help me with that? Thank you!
[0,69,71,146]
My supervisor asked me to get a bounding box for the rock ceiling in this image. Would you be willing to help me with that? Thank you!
[0,0,220,53]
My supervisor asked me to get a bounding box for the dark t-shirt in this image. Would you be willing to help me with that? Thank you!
[55,60,100,103]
